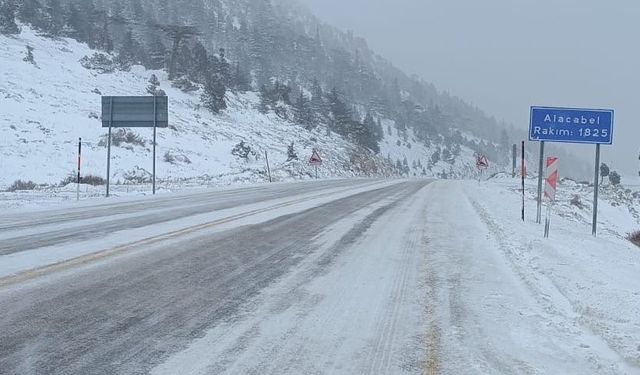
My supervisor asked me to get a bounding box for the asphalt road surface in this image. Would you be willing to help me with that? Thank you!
[0,179,434,375]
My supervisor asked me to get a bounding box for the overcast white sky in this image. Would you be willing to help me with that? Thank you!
[298,0,640,176]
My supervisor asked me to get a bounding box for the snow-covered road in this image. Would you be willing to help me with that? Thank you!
[0,179,432,374]
[1,179,639,375]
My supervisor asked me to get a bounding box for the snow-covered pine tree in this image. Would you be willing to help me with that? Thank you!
[23,45,36,66]
[287,142,298,162]
[201,63,227,113]
[294,92,315,128]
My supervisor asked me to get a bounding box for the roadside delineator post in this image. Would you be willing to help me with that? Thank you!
[77,137,82,201]
[265,150,272,183]
[544,157,558,238]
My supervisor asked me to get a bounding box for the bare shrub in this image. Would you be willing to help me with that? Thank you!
[98,129,146,148]
[60,174,106,186]
[627,231,640,248]
[83,175,106,186]
[570,195,584,209]
[80,53,116,74]
[6,180,37,192]
[232,141,254,160]
[164,151,191,165]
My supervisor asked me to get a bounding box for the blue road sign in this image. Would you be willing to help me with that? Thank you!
[529,106,614,145]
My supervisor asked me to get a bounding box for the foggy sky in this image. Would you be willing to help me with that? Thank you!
[298,0,640,176]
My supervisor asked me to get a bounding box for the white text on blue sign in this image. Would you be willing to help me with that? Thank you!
[529,107,614,145]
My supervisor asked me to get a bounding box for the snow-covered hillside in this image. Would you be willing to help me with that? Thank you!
[0,27,488,193]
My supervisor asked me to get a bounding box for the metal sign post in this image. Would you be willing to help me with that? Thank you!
[593,144,601,236]
[536,141,545,224]
[153,96,157,195]
[106,97,113,197]
[521,141,525,222]
[102,96,169,197]
[529,106,614,236]
[512,144,517,178]
[77,137,82,201]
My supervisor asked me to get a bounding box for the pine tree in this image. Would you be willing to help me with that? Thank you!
[95,10,113,53]
[500,129,510,149]
[232,62,251,92]
[327,88,351,136]
[294,91,314,128]
[116,30,139,69]
[217,48,231,87]
[396,159,403,173]
[600,163,610,184]
[18,0,41,28]
[74,0,98,47]
[39,0,64,36]
[188,41,209,84]
[286,142,298,162]
[609,171,621,186]
[23,45,36,66]
[310,78,325,118]
[145,33,166,70]
[146,74,164,96]
[350,120,379,153]
[201,67,227,114]
[173,42,192,78]
[363,112,383,142]
[65,4,83,39]
[431,148,441,165]
[155,24,199,80]
[0,0,20,35]
[258,84,270,114]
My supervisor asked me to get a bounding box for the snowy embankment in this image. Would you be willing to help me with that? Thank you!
[425,176,640,373]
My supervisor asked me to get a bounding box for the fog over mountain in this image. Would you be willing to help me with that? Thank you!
[300,0,640,178]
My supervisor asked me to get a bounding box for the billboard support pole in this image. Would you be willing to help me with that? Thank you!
[593,144,601,236]
[106,97,113,198]
[153,96,157,195]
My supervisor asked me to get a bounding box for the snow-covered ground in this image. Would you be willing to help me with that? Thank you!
[422,176,640,373]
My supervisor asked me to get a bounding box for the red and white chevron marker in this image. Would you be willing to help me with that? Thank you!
[544,157,559,202]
